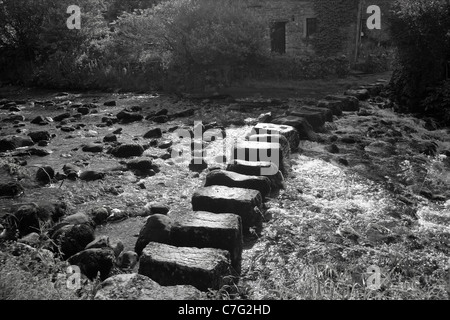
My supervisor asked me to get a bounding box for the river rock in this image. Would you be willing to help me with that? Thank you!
[36,166,55,184]
[82,143,104,153]
[94,273,204,300]
[143,128,162,139]
[51,224,95,259]
[28,131,51,143]
[110,144,144,158]
[134,214,173,255]
[116,251,138,269]
[68,248,116,280]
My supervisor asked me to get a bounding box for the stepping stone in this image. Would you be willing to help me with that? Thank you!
[272,116,317,141]
[317,100,343,116]
[226,159,285,190]
[291,106,333,123]
[230,140,285,174]
[250,123,299,152]
[344,89,370,101]
[94,273,204,300]
[288,109,325,131]
[138,242,232,291]
[325,95,360,111]
[204,169,271,198]
[170,211,243,273]
[191,185,263,231]
[358,84,383,97]
[245,134,290,174]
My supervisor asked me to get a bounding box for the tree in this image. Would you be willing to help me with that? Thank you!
[388,0,450,113]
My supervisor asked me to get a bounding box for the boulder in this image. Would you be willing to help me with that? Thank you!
[103,134,117,143]
[104,100,116,106]
[79,170,105,181]
[116,110,143,123]
[116,251,138,269]
[94,273,204,300]
[36,166,55,184]
[12,203,52,237]
[110,144,144,158]
[82,143,104,153]
[143,128,162,139]
[272,116,317,141]
[53,113,71,122]
[51,224,95,259]
[68,248,116,280]
[288,109,325,131]
[251,122,300,152]
[138,242,232,291]
[191,185,263,232]
[325,95,360,112]
[226,159,285,190]
[170,211,243,273]
[62,212,95,229]
[0,135,34,151]
[317,100,343,116]
[126,158,154,172]
[344,89,370,101]
[134,214,173,255]
[204,170,271,199]
[28,131,51,143]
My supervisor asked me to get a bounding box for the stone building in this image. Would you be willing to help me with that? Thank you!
[244,0,391,58]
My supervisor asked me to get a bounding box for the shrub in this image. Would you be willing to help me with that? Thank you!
[388,0,450,113]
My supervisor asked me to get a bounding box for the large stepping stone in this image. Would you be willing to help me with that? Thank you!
[272,116,317,141]
[191,185,263,231]
[324,95,360,112]
[245,134,290,175]
[138,242,232,291]
[204,169,271,199]
[94,273,204,300]
[230,140,286,174]
[170,211,243,273]
[288,109,325,131]
[317,100,343,116]
[344,89,370,101]
[226,159,285,190]
[250,123,300,152]
[291,106,333,123]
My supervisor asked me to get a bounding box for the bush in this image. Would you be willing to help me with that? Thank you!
[388,0,450,113]
[113,0,268,91]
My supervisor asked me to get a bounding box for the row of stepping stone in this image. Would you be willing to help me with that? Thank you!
[96,84,385,298]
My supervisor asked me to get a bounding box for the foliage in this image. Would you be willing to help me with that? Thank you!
[388,0,450,113]
[114,0,268,91]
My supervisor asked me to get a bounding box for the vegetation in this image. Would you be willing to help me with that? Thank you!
[388,0,450,123]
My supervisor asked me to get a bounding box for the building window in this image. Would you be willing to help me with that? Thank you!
[270,21,286,54]
[306,18,317,38]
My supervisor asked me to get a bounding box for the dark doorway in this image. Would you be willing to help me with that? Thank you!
[270,21,286,54]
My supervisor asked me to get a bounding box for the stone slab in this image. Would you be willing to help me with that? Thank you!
[170,211,243,273]
[226,159,285,190]
[138,242,232,291]
[204,169,271,198]
[271,116,317,141]
[251,123,300,152]
[191,185,263,231]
